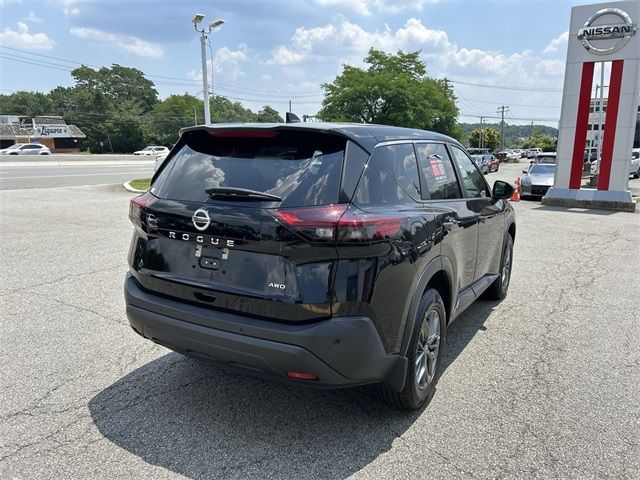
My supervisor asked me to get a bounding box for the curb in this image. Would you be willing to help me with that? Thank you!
[123,181,147,194]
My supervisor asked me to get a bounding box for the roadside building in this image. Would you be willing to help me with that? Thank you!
[0,115,86,152]
[587,99,640,149]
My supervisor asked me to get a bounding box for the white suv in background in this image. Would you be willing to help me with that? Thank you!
[0,143,52,155]
[590,150,640,179]
[133,146,169,156]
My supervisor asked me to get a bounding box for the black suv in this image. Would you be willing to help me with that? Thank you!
[125,123,516,410]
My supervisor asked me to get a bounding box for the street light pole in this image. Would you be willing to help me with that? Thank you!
[479,116,486,149]
[192,14,225,126]
[199,30,210,125]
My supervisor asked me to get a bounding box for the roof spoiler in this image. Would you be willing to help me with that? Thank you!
[286,112,302,124]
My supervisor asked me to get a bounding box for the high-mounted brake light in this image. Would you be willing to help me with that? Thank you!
[209,130,279,138]
[287,371,318,381]
[272,205,403,243]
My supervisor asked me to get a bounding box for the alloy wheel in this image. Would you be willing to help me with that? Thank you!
[414,310,441,389]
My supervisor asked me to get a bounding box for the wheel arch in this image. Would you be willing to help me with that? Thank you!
[399,256,455,358]
[507,221,516,243]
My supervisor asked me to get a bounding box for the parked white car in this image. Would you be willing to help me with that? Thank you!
[526,148,542,159]
[0,143,52,155]
[590,151,640,179]
[133,146,169,156]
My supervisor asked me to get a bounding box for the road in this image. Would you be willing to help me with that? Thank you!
[0,163,639,479]
[0,164,154,190]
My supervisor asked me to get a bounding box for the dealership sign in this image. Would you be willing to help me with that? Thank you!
[38,126,69,137]
[577,7,637,55]
[543,1,640,212]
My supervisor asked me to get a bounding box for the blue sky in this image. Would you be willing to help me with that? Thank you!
[0,0,595,126]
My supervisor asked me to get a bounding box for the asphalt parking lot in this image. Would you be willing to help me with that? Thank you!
[1,166,639,479]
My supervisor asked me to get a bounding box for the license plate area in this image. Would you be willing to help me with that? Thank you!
[200,257,221,270]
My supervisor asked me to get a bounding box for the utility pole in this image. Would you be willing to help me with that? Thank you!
[479,116,487,149]
[497,106,510,151]
[289,100,292,113]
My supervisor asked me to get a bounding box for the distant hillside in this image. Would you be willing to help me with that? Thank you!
[460,123,558,149]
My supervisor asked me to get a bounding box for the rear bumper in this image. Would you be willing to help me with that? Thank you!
[124,274,406,389]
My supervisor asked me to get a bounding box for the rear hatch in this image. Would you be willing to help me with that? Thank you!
[128,127,354,322]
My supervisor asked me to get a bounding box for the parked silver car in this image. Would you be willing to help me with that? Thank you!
[534,152,557,164]
[0,143,52,155]
[521,163,555,199]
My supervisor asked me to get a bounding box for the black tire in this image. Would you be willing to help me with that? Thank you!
[380,288,446,410]
[485,233,513,300]
[634,168,639,179]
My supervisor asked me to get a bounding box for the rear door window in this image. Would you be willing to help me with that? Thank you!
[449,146,489,198]
[152,129,346,207]
[415,143,461,200]
[354,143,421,205]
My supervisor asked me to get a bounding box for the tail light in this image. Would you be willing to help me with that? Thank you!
[129,191,156,231]
[272,204,403,243]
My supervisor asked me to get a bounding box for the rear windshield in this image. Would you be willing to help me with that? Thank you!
[152,129,346,207]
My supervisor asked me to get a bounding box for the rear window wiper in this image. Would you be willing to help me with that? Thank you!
[205,187,282,202]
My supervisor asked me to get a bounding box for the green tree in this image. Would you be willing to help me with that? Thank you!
[469,128,501,151]
[0,91,54,117]
[146,94,204,146]
[522,129,557,151]
[210,95,257,122]
[318,49,460,139]
[102,101,145,153]
[71,64,158,113]
[255,105,283,123]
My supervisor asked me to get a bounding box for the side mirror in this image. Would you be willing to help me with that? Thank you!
[492,180,515,200]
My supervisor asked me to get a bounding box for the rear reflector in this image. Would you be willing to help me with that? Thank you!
[209,130,279,138]
[272,204,403,243]
[287,371,319,381]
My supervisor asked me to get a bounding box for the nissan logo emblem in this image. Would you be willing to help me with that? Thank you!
[192,208,211,231]
[577,8,637,56]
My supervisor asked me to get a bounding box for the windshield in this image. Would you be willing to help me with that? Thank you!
[152,129,346,207]
[530,164,555,175]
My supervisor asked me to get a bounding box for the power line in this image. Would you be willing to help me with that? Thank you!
[0,45,324,98]
[450,78,563,93]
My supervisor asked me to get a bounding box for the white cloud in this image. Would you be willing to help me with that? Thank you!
[535,59,565,77]
[54,0,81,17]
[315,0,371,15]
[267,45,310,65]
[70,27,164,58]
[23,12,43,23]
[267,18,453,66]
[213,44,249,80]
[543,31,568,54]
[0,22,54,50]
[314,0,439,16]
[261,74,272,81]
[187,45,250,84]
